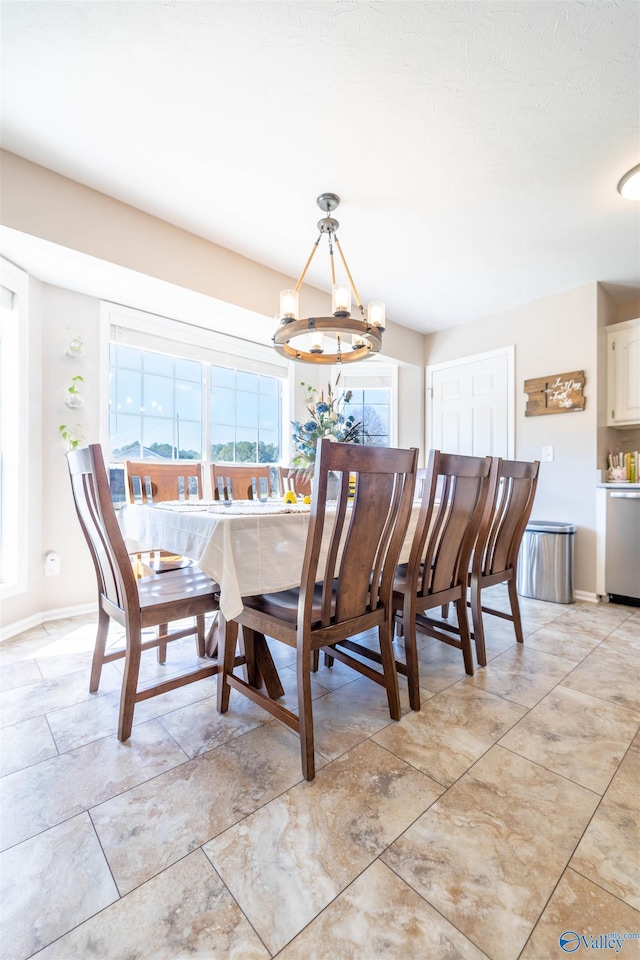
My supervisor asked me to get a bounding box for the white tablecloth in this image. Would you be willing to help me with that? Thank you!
[121,499,421,621]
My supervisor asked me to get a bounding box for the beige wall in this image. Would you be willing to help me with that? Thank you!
[424,283,600,595]
[616,297,640,325]
[0,150,424,366]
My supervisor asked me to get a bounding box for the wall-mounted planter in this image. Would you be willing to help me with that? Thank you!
[65,329,85,358]
[59,424,85,451]
[64,375,85,409]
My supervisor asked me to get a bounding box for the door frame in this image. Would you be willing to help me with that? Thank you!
[426,345,515,458]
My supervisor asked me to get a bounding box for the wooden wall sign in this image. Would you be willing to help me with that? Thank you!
[524,370,586,417]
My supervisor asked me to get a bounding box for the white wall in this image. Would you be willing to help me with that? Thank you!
[42,286,102,613]
[2,277,424,635]
[1,283,100,633]
[424,283,600,596]
[0,150,424,634]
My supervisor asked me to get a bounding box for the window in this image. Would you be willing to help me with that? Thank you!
[210,366,280,463]
[110,345,204,460]
[105,304,287,502]
[348,387,391,446]
[0,260,28,596]
[338,367,396,448]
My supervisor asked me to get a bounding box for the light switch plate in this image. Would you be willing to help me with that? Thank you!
[542,446,554,462]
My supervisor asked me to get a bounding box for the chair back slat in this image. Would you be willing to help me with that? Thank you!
[124,460,203,503]
[479,459,540,577]
[278,467,312,498]
[69,445,139,615]
[211,463,271,500]
[411,450,492,598]
[302,439,417,629]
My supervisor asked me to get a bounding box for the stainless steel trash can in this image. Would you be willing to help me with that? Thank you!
[516,521,576,603]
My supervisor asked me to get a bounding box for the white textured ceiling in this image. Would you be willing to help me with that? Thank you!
[1,0,639,333]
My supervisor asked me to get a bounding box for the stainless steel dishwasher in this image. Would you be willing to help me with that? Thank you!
[605,487,640,603]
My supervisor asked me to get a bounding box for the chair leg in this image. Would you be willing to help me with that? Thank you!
[297,640,316,781]
[441,603,449,619]
[118,627,142,741]
[469,579,487,667]
[205,611,220,658]
[456,598,475,676]
[90,606,110,693]
[311,649,320,672]
[240,626,259,688]
[216,616,238,714]
[508,576,525,644]
[195,614,206,658]
[157,624,168,664]
[403,598,421,711]
[378,620,401,721]
[323,650,334,668]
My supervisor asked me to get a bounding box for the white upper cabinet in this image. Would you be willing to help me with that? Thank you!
[607,318,640,426]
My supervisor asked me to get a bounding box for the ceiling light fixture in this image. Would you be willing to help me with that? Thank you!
[273,193,384,364]
[617,163,640,201]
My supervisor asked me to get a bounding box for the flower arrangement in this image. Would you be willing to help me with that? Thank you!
[291,378,362,476]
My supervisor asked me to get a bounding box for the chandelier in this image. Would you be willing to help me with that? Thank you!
[273,193,385,364]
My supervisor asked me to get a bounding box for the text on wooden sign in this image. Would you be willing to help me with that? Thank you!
[524,370,586,417]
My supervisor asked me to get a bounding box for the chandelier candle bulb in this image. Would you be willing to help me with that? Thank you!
[280,290,299,320]
[368,301,386,329]
[332,283,351,318]
[309,330,325,354]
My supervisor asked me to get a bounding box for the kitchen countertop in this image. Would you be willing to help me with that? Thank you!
[597,482,640,489]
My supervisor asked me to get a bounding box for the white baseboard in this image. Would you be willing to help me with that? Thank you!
[0,603,97,644]
[573,590,600,604]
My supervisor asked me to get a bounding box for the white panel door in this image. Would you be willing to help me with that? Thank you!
[427,348,514,458]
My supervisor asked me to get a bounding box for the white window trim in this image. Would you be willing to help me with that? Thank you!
[100,301,289,464]
[0,258,29,599]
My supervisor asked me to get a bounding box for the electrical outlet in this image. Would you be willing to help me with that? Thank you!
[44,552,61,576]
[542,446,554,463]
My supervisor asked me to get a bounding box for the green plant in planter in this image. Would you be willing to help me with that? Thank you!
[65,375,85,409]
[59,423,85,451]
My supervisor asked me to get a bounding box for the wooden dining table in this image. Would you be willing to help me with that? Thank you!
[120,497,423,621]
[120,497,423,697]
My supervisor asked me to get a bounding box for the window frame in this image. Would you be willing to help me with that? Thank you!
[0,259,29,599]
[101,302,289,476]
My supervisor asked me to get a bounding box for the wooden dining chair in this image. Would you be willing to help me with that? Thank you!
[388,450,492,709]
[68,444,223,741]
[124,459,203,503]
[466,457,540,665]
[216,438,418,780]
[123,459,204,572]
[211,463,271,500]
[277,466,312,498]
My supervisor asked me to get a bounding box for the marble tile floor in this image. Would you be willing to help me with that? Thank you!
[1,589,639,960]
